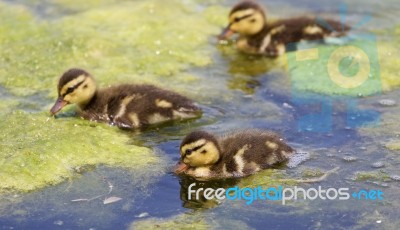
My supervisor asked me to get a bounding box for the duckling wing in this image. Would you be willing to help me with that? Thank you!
[104,84,200,128]
[268,17,350,44]
[255,17,350,56]
[220,130,294,176]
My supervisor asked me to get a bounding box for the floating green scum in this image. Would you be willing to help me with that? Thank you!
[0,0,227,193]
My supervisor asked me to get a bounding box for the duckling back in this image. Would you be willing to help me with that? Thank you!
[217,130,294,177]
[81,84,201,129]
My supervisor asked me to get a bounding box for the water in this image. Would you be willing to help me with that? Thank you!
[1,0,400,229]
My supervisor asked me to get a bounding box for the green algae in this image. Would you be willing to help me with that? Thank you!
[0,111,160,193]
[358,104,400,153]
[0,99,20,115]
[0,0,224,99]
[377,41,400,92]
[352,171,391,182]
[301,167,325,178]
[129,212,252,230]
[52,0,121,12]
[385,141,400,150]
[130,213,210,230]
[238,169,296,188]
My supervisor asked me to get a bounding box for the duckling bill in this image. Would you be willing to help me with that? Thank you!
[50,68,201,128]
[219,1,350,57]
[174,129,294,179]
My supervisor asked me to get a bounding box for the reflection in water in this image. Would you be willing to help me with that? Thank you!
[216,42,287,94]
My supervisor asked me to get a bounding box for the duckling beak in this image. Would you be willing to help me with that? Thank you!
[218,25,235,40]
[50,97,68,115]
[173,161,190,174]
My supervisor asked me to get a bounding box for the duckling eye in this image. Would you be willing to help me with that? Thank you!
[83,84,88,89]
[185,149,193,155]
[66,87,74,94]
[201,150,207,154]
[234,17,240,23]
[249,18,256,23]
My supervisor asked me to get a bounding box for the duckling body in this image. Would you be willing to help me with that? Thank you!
[50,68,200,129]
[174,129,294,179]
[219,1,350,57]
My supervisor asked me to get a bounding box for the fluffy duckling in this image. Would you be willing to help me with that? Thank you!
[50,68,201,128]
[174,129,294,179]
[219,1,350,57]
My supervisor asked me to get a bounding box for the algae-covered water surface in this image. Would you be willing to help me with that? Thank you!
[1,0,400,229]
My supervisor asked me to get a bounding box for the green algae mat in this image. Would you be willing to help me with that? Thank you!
[0,111,160,192]
[0,0,227,193]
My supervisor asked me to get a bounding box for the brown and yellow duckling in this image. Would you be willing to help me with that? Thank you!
[50,68,201,128]
[174,129,294,179]
[219,1,350,57]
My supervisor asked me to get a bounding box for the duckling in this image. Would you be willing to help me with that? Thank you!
[50,68,201,129]
[218,1,350,57]
[174,129,294,179]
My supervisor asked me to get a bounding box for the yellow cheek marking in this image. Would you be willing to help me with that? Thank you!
[183,141,220,168]
[303,25,323,35]
[181,139,207,156]
[129,113,140,127]
[182,139,207,152]
[63,94,72,101]
[60,75,86,96]
[265,141,278,150]
[155,99,173,108]
[115,95,135,118]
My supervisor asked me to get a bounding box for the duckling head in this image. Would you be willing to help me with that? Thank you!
[174,131,221,174]
[50,68,97,115]
[219,1,266,39]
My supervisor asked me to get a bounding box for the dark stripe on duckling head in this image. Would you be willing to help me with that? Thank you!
[61,80,85,97]
[181,142,206,159]
[58,68,90,92]
[233,13,254,23]
[192,143,206,152]
[180,131,217,149]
